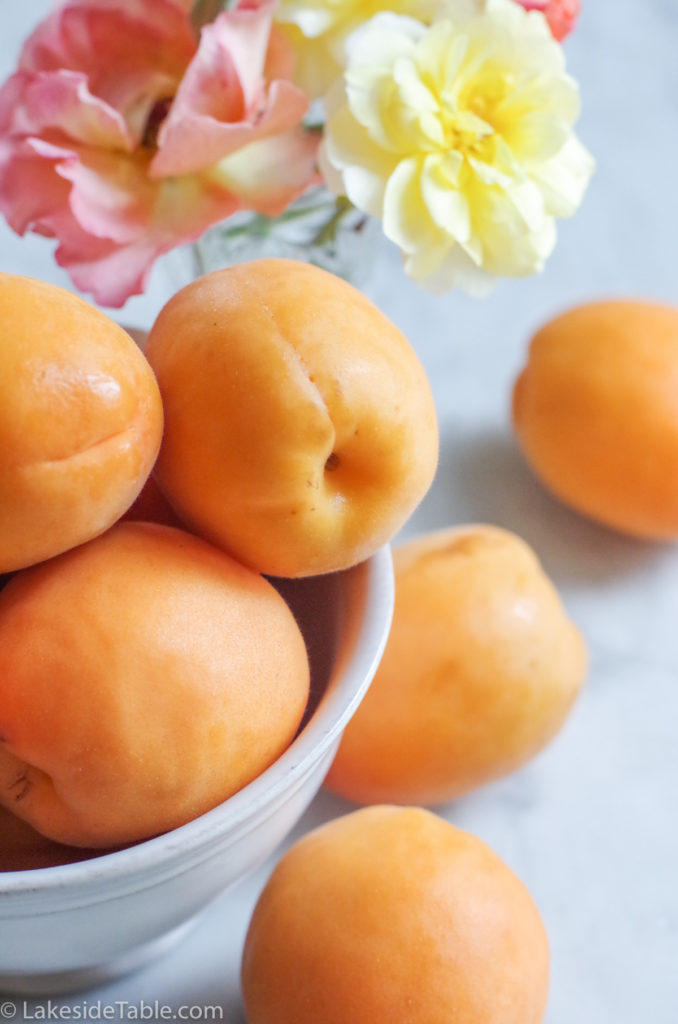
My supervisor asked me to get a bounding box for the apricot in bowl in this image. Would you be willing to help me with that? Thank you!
[144,258,439,577]
[0,273,163,573]
[0,521,311,848]
[0,545,393,995]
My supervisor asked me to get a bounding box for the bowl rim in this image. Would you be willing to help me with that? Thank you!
[0,545,393,899]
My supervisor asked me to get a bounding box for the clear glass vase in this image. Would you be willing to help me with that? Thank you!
[167,186,379,292]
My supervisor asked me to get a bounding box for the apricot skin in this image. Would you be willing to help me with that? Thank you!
[0,522,310,848]
[144,259,438,578]
[0,274,163,572]
[324,526,587,806]
[241,805,550,1024]
[512,300,678,538]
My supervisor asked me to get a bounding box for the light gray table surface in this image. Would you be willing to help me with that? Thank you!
[1,2,677,1021]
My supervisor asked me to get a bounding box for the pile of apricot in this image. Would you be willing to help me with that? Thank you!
[11,267,667,1023]
[0,261,438,851]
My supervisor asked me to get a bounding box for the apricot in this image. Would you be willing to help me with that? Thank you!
[241,805,550,1024]
[144,259,438,577]
[0,274,163,573]
[325,526,586,806]
[0,522,310,848]
[512,300,678,538]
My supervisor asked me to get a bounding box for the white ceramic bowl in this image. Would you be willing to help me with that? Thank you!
[0,547,393,996]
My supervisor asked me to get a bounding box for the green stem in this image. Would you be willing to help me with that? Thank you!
[312,196,356,247]
[192,238,210,277]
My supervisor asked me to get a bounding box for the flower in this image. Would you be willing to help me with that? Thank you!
[0,0,318,306]
[275,0,578,100]
[514,0,580,41]
[275,0,440,99]
[319,0,594,295]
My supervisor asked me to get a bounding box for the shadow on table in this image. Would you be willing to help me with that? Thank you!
[410,429,671,587]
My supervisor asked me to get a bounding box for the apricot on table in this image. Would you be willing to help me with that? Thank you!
[0,274,163,573]
[0,522,310,848]
[144,259,439,578]
[325,525,587,806]
[241,805,550,1024]
[513,300,678,538]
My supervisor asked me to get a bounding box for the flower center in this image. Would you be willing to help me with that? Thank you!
[436,67,515,161]
[142,97,174,150]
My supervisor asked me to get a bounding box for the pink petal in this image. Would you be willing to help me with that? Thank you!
[151,6,309,178]
[0,136,74,235]
[152,76,310,177]
[213,128,320,215]
[55,232,160,308]
[13,70,131,149]
[19,0,195,139]
[0,72,29,132]
[55,174,245,307]
[264,24,298,83]
[56,149,158,244]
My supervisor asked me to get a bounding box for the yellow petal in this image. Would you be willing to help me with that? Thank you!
[421,153,471,240]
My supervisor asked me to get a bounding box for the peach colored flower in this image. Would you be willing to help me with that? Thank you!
[0,0,318,306]
[514,0,580,40]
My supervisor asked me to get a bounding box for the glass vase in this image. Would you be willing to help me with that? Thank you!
[166,186,379,292]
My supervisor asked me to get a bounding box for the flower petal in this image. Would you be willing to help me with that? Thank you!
[383,156,435,254]
[420,153,470,241]
[19,0,195,140]
[320,5,593,294]
[531,134,595,217]
[0,137,74,235]
[9,70,131,150]
[321,89,399,215]
[56,149,158,244]
[407,240,496,297]
[152,6,310,177]
[209,128,320,215]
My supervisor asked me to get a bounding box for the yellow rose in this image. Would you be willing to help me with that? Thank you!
[276,0,440,98]
[319,0,595,294]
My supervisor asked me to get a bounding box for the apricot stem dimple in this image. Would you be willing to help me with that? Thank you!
[325,452,340,473]
[9,766,32,801]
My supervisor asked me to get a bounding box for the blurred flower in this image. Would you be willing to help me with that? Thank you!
[275,0,440,99]
[319,0,594,295]
[0,0,317,306]
[276,0,578,101]
[514,0,580,41]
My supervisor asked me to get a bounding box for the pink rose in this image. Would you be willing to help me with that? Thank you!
[0,0,318,306]
[515,0,581,40]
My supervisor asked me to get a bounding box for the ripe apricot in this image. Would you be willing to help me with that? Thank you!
[0,274,163,573]
[513,300,678,538]
[0,522,310,848]
[325,526,586,806]
[241,805,550,1024]
[144,259,438,577]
